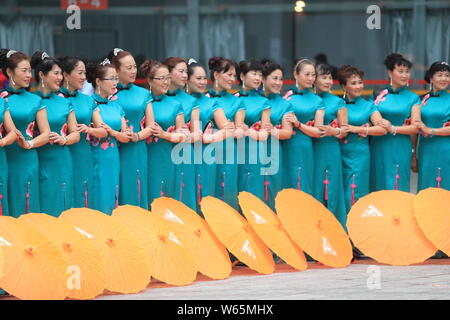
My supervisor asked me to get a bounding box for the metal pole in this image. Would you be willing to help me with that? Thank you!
[187,0,200,59]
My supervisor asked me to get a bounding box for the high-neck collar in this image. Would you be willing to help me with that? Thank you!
[92,93,109,104]
[5,85,25,95]
[209,89,229,98]
[344,96,360,104]
[293,87,312,95]
[34,89,54,99]
[386,85,406,94]
[151,92,166,102]
[266,92,280,100]
[167,88,184,96]
[428,89,447,97]
[239,88,260,97]
[191,92,204,99]
[117,83,133,91]
[59,86,78,98]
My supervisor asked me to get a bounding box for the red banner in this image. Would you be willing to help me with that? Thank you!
[61,0,108,10]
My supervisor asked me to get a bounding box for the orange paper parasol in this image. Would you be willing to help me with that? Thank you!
[112,205,197,286]
[238,192,307,271]
[0,216,70,300]
[59,208,151,294]
[276,189,353,268]
[151,197,232,280]
[347,190,437,265]
[200,196,275,274]
[414,188,449,256]
[19,213,107,300]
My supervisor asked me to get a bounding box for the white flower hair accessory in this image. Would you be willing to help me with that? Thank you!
[41,52,49,60]
[6,50,17,59]
[188,58,198,65]
[100,58,111,66]
[440,61,449,66]
[113,48,124,56]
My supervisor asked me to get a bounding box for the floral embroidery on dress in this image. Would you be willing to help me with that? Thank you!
[420,94,430,107]
[146,125,175,144]
[0,123,4,138]
[250,121,262,131]
[403,117,411,126]
[0,91,9,102]
[90,135,115,150]
[140,116,146,130]
[60,123,68,137]
[26,121,36,139]
[283,90,293,101]
[374,89,388,106]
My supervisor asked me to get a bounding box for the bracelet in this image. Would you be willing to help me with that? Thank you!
[135,132,140,142]
[62,135,68,145]
[27,140,34,149]
[335,128,342,137]
[412,148,416,153]
[431,128,436,136]
[366,126,369,136]
[392,126,397,136]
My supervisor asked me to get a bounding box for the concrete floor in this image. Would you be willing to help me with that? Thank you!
[97,259,449,300]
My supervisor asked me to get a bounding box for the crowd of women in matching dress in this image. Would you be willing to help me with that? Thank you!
[0,47,449,230]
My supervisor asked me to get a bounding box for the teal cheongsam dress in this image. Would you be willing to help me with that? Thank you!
[283,87,324,195]
[4,85,43,217]
[266,93,294,210]
[59,86,96,209]
[34,90,74,217]
[90,93,124,215]
[314,92,347,227]
[147,93,184,207]
[209,89,245,211]
[115,83,151,209]
[236,89,271,202]
[191,92,221,214]
[370,85,421,192]
[0,98,9,216]
[169,88,198,210]
[341,97,377,213]
[417,89,450,191]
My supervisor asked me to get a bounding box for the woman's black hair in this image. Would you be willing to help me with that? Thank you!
[261,59,283,78]
[424,61,450,83]
[237,60,262,85]
[0,48,30,78]
[86,59,114,89]
[384,53,412,71]
[316,63,334,77]
[187,60,205,79]
[208,56,237,81]
[30,50,61,82]
[58,56,86,75]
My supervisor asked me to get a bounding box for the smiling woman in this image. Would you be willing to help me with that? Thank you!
[0,49,50,218]
[31,50,79,216]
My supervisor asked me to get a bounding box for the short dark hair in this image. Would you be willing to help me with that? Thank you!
[0,48,30,78]
[238,60,263,85]
[208,56,237,81]
[384,53,412,71]
[86,59,114,89]
[30,51,61,83]
[261,59,283,78]
[424,61,450,83]
[337,65,364,86]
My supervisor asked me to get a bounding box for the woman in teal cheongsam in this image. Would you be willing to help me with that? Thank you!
[108,49,153,209]
[1,49,50,217]
[141,60,187,207]
[59,56,102,209]
[236,60,272,203]
[414,61,450,191]
[31,51,80,216]
[208,57,245,211]
[261,60,295,210]
[187,60,230,213]
[87,59,130,215]
[164,57,199,210]
[283,59,323,195]
[336,65,387,213]
[0,97,18,216]
[313,64,347,227]
[370,54,421,192]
